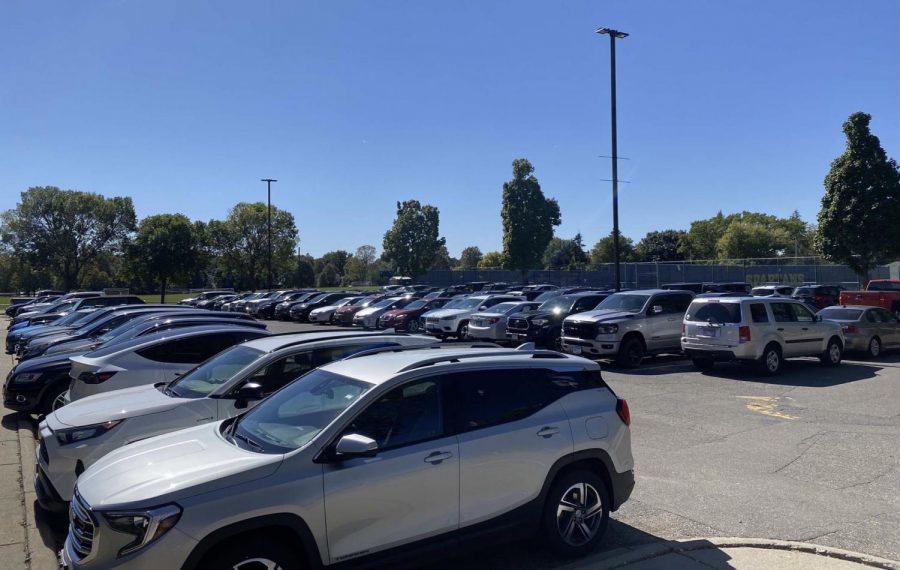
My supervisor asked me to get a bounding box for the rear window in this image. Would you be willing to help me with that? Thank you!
[818,308,863,321]
[868,281,900,292]
[685,301,742,324]
[794,287,812,296]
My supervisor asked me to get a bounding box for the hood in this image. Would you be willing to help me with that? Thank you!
[567,309,639,323]
[337,305,363,314]
[381,308,412,319]
[76,421,283,509]
[52,384,186,427]
[355,306,383,317]
[427,308,469,318]
[24,331,74,347]
[516,310,555,322]
[9,352,74,375]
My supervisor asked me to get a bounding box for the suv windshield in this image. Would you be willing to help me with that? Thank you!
[455,297,485,310]
[167,345,265,398]
[230,369,373,453]
[685,301,742,323]
[56,311,95,326]
[540,296,574,314]
[595,294,650,313]
[534,290,563,303]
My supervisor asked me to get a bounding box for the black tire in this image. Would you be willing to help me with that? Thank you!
[542,469,610,558]
[615,336,645,368]
[457,321,469,340]
[758,343,783,376]
[40,382,69,415]
[407,319,420,333]
[820,336,843,367]
[868,336,882,358]
[692,357,715,371]
[205,537,302,570]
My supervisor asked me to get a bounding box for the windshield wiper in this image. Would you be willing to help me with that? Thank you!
[232,431,263,451]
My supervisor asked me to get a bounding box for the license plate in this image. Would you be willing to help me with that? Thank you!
[570,346,583,355]
[698,327,719,338]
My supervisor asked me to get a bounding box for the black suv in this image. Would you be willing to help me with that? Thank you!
[792,284,842,309]
[506,292,610,349]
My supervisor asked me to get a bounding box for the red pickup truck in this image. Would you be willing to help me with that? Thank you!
[839,279,900,317]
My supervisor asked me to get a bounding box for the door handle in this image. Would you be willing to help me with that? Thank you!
[537,426,560,438]
[424,451,452,465]
[777,328,785,331]
[801,327,809,331]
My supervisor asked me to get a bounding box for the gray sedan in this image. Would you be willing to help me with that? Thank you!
[818,305,900,357]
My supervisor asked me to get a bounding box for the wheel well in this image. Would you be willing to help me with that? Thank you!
[764,341,782,354]
[621,332,645,349]
[828,335,843,349]
[547,457,615,509]
[196,527,305,567]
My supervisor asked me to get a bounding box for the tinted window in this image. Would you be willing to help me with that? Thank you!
[344,378,444,450]
[658,294,693,315]
[451,369,567,434]
[876,309,898,323]
[790,303,814,323]
[138,332,253,364]
[771,303,795,323]
[572,296,604,313]
[865,310,879,324]
[868,281,900,292]
[819,308,863,321]
[168,346,266,398]
[686,301,742,323]
[749,304,769,323]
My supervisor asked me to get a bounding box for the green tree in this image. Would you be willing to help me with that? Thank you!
[206,202,299,290]
[816,112,900,279]
[715,221,788,259]
[501,159,561,277]
[431,244,453,270]
[457,246,483,269]
[126,214,202,302]
[479,251,504,269]
[678,213,728,261]
[0,186,136,290]
[589,232,635,267]
[542,234,588,270]
[316,262,341,287]
[779,210,814,258]
[321,250,351,277]
[382,200,445,277]
[294,255,316,287]
[635,230,686,262]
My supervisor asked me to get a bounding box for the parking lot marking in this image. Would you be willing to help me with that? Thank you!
[738,396,798,420]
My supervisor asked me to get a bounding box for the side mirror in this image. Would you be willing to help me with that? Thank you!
[651,305,664,315]
[234,382,264,409]
[478,306,487,311]
[335,433,378,458]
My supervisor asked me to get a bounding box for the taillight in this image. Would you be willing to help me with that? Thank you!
[616,398,631,426]
[739,326,751,343]
[842,325,858,334]
[81,371,117,384]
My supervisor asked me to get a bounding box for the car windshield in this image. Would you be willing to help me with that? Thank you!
[750,288,775,296]
[534,290,563,303]
[455,297,485,310]
[167,345,265,398]
[818,308,863,321]
[306,294,329,304]
[441,298,465,309]
[371,297,400,309]
[230,369,373,453]
[596,294,650,313]
[56,311,94,326]
[405,300,427,310]
[685,301,743,323]
[95,318,147,344]
[540,296,574,314]
[487,302,521,314]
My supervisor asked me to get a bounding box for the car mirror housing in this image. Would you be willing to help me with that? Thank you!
[234,382,264,409]
[651,305,663,314]
[335,433,378,458]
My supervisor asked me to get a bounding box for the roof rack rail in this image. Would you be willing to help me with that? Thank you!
[342,341,503,361]
[396,348,568,372]
[268,329,412,352]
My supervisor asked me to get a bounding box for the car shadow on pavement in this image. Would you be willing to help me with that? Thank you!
[698,360,880,387]
[33,499,67,554]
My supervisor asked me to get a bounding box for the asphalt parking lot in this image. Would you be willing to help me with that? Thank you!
[4,318,899,568]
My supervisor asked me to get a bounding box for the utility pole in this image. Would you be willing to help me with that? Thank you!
[261,178,277,291]
[596,27,628,291]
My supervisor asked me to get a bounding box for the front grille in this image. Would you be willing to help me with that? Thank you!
[426,317,439,324]
[507,318,530,331]
[69,491,95,559]
[563,321,598,340]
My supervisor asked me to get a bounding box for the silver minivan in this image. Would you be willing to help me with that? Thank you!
[681,297,844,374]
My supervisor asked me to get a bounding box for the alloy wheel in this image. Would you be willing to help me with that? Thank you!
[869,337,880,358]
[829,341,842,364]
[51,392,67,411]
[232,559,282,570]
[556,482,604,547]
[766,349,780,373]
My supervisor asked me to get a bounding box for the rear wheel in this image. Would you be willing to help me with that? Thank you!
[868,336,881,358]
[820,337,842,366]
[615,337,644,368]
[543,469,610,557]
[692,357,715,371]
[407,319,420,333]
[759,343,783,375]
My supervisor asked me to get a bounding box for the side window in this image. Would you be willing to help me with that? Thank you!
[771,303,795,323]
[749,304,769,323]
[572,297,599,313]
[250,352,316,395]
[451,369,559,434]
[658,295,691,315]
[138,338,200,364]
[878,309,898,323]
[790,304,814,323]
[344,378,444,450]
[866,310,879,324]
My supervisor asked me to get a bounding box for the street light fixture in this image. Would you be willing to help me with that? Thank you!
[261,178,277,291]
[596,27,628,291]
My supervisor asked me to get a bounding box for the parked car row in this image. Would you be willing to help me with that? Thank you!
[3,301,635,569]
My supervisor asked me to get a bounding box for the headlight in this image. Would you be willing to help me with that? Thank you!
[11,372,42,384]
[55,420,123,445]
[532,319,548,326]
[597,324,619,335]
[441,315,456,321]
[394,314,407,321]
[103,504,182,557]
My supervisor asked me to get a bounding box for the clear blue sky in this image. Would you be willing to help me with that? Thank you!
[2,0,898,258]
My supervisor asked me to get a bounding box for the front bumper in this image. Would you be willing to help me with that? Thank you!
[468,324,506,341]
[561,337,621,357]
[3,381,44,412]
[37,421,96,504]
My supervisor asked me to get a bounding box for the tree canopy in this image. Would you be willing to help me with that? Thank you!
[126,214,202,302]
[382,200,445,277]
[635,230,686,262]
[589,232,636,267]
[501,159,561,275]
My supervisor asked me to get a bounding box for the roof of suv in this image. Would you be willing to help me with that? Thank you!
[611,288,689,296]
[241,330,429,353]
[321,346,594,385]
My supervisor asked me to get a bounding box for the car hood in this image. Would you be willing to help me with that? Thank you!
[355,306,385,317]
[427,308,470,318]
[567,309,639,323]
[76,421,284,509]
[52,384,184,427]
[381,308,413,318]
[9,352,74,374]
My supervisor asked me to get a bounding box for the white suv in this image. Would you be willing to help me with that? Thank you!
[61,346,634,569]
[424,294,524,339]
[35,332,438,510]
[681,297,844,374]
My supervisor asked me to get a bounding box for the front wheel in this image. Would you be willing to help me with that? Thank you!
[615,337,644,368]
[40,383,68,415]
[205,539,301,570]
[543,469,610,557]
[457,321,469,340]
[820,337,842,367]
[867,336,881,358]
[407,319,420,333]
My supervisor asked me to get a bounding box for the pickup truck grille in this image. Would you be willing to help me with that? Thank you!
[507,318,530,331]
[69,491,95,559]
[563,321,597,340]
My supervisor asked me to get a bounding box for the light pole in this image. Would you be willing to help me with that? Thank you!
[261,178,277,291]
[596,27,628,291]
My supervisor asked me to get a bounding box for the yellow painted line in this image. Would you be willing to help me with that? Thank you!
[737,396,798,420]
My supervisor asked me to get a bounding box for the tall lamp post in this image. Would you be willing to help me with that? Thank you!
[596,27,628,291]
[261,178,277,291]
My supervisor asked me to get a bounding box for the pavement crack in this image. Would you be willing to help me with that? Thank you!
[773,431,827,474]
[837,468,895,490]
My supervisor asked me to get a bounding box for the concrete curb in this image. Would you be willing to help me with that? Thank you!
[566,538,900,570]
[16,417,58,570]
